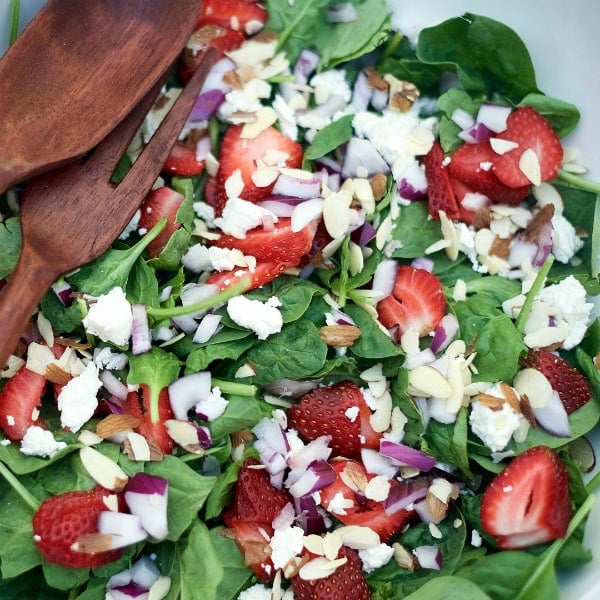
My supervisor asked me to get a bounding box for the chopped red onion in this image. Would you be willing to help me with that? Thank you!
[257,200,295,217]
[410,257,434,272]
[124,473,169,541]
[288,460,336,498]
[106,583,149,599]
[398,162,427,200]
[295,495,326,535]
[451,108,475,130]
[379,440,437,471]
[383,476,430,514]
[413,545,442,570]
[508,238,538,268]
[131,304,152,355]
[272,172,322,199]
[189,88,225,121]
[531,389,571,438]
[197,425,213,449]
[458,122,491,144]
[476,102,511,133]
[100,371,130,401]
[97,512,148,549]
[326,2,357,22]
[287,435,332,471]
[168,371,211,420]
[51,280,74,307]
[372,259,397,300]
[195,135,212,162]
[253,417,290,454]
[533,220,554,267]
[351,220,377,246]
[361,448,399,478]
[430,314,459,354]
[293,48,320,85]
[201,57,235,93]
[273,501,296,531]
[351,70,372,111]
[129,555,161,589]
[342,137,389,178]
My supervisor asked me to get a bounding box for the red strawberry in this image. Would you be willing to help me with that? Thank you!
[214,125,304,215]
[291,545,371,600]
[447,176,477,225]
[138,186,185,258]
[196,0,268,34]
[480,445,571,549]
[492,107,563,188]
[211,218,317,264]
[205,260,294,293]
[288,381,381,460]
[223,458,292,582]
[0,365,47,441]
[448,141,530,206]
[179,26,245,83]
[162,142,205,177]
[422,140,461,221]
[376,265,446,340]
[32,486,123,568]
[520,349,591,414]
[318,459,415,542]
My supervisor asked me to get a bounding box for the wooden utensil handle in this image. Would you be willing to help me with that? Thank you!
[0,250,57,370]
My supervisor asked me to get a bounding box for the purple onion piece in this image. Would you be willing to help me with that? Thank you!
[379,440,437,471]
[125,472,168,496]
[52,280,74,307]
[413,545,443,570]
[189,88,225,121]
[131,303,152,356]
[383,476,430,514]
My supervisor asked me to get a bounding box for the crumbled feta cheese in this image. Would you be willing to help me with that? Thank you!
[82,287,133,346]
[471,529,483,547]
[20,426,67,458]
[93,347,128,370]
[227,295,283,340]
[551,214,584,263]
[345,406,359,422]
[327,491,354,515]
[469,396,521,452]
[57,362,102,432]
[269,525,305,569]
[238,584,294,600]
[214,197,278,238]
[358,543,394,573]
[310,69,352,105]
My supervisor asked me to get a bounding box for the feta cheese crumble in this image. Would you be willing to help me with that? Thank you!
[269,525,305,569]
[213,197,278,238]
[227,295,283,340]
[469,395,521,452]
[358,543,395,573]
[82,287,133,346]
[57,362,102,432]
[20,426,67,458]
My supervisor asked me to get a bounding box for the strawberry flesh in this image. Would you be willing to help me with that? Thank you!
[162,142,205,177]
[196,0,268,33]
[422,140,461,221]
[480,445,571,549]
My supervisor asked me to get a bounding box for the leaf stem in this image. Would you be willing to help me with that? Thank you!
[0,460,40,512]
[558,170,600,195]
[212,378,257,397]
[515,254,554,334]
[9,0,20,46]
[379,30,404,62]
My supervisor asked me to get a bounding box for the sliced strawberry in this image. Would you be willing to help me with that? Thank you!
[422,140,461,221]
[214,125,304,216]
[492,107,563,188]
[138,186,185,258]
[32,486,123,568]
[210,218,317,264]
[196,0,268,34]
[179,26,245,83]
[448,141,530,206]
[376,265,446,340]
[448,176,478,225]
[520,349,591,414]
[319,459,415,542]
[162,142,205,177]
[480,445,571,549]
[291,545,371,600]
[288,381,381,460]
[0,365,47,441]
[205,260,294,293]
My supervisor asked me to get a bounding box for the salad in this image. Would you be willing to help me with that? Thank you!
[1,1,599,599]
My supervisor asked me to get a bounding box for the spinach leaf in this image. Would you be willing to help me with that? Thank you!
[303,114,354,167]
[402,576,492,600]
[389,201,442,259]
[0,216,21,278]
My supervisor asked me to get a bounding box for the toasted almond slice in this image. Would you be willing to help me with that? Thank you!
[392,542,419,571]
[513,368,552,408]
[45,362,72,385]
[499,382,521,413]
[408,366,452,399]
[303,534,325,556]
[95,414,141,439]
[298,556,348,581]
[322,530,343,560]
[319,324,361,347]
[336,525,380,550]
[79,446,129,492]
[519,148,542,186]
[341,460,369,491]
[73,532,114,554]
[475,393,505,411]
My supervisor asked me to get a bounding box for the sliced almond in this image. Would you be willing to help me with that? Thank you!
[364,475,391,502]
[499,382,521,414]
[408,366,452,399]
[78,429,103,447]
[303,534,325,556]
[45,362,72,386]
[336,525,380,550]
[73,532,114,554]
[79,446,129,491]
[148,575,172,600]
[341,460,368,491]
[319,324,361,347]
[426,489,449,523]
[164,419,205,455]
[321,530,343,560]
[95,414,141,439]
[512,368,552,408]
[392,542,419,571]
[298,556,347,581]
[370,172,388,201]
[475,393,505,411]
[489,137,519,155]
[122,435,163,462]
[519,148,542,186]
[369,390,393,432]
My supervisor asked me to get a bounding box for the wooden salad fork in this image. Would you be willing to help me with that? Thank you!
[0,48,216,369]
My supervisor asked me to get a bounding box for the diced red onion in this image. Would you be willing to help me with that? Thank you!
[293,48,320,85]
[51,280,74,307]
[410,257,434,272]
[372,259,397,300]
[342,137,389,178]
[195,135,212,162]
[313,156,342,175]
[131,303,152,355]
[124,473,169,540]
[398,162,427,200]
[287,436,332,471]
[257,200,295,217]
[451,108,475,130]
[351,70,372,111]
[533,220,554,267]
[476,102,511,133]
[189,88,225,121]
[371,88,388,111]
[192,313,222,344]
[269,469,286,490]
[106,583,149,599]
[129,555,161,589]
[272,172,322,199]
[413,497,443,524]
[508,238,538,268]
[288,460,336,498]
[413,545,443,570]
[379,440,437,471]
[383,477,430,514]
[168,371,212,420]
[273,501,296,531]
[361,447,399,478]
[326,2,357,22]
[253,417,290,454]
[201,57,235,94]
[97,512,148,549]
[403,349,436,370]
[351,220,377,247]
[430,314,459,354]
[295,495,326,535]
[530,389,571,438]
[100,371,130,401]
[458,122,491,144]
[197,425,213,449]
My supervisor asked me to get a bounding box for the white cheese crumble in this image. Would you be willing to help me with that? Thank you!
[227,296,283,340]
[551,214,583,263]
[358,543,394,573]
[214,197,278,238]
[82,287,133,346]
[20,426,67,458]
[238,584,294,600]
[471,529,483,547]
[182,244,256,274]
[269,525,305,570]
[57,362,102,432]
[469,396,521,453]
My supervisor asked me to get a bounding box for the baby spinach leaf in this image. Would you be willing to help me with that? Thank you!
[303,114,354,167]
[402,576,492,600]
[209,395,263,440]
[390,201,442,258]
[0,216,21,279]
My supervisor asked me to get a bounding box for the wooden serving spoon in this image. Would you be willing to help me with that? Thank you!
[0,0,202,194]
[0,48,217,370]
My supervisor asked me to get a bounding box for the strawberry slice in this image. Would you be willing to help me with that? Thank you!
[376,265,446,340]
[162,142,205,177]
[138,186,185,258]
[288,381,381,460]
[291,545,371,600]
[210,218,317,264]
[214,125,304,216]
[422,140,461,221]
[205,260,293,293]
[0,365,47,441]
[492,106,563,188]
[196,0,268,34]
[520,349,591,414]
[448,141,530,206]
[318,458,415,542]
[480,445,571,549]
[32,486,123,568]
